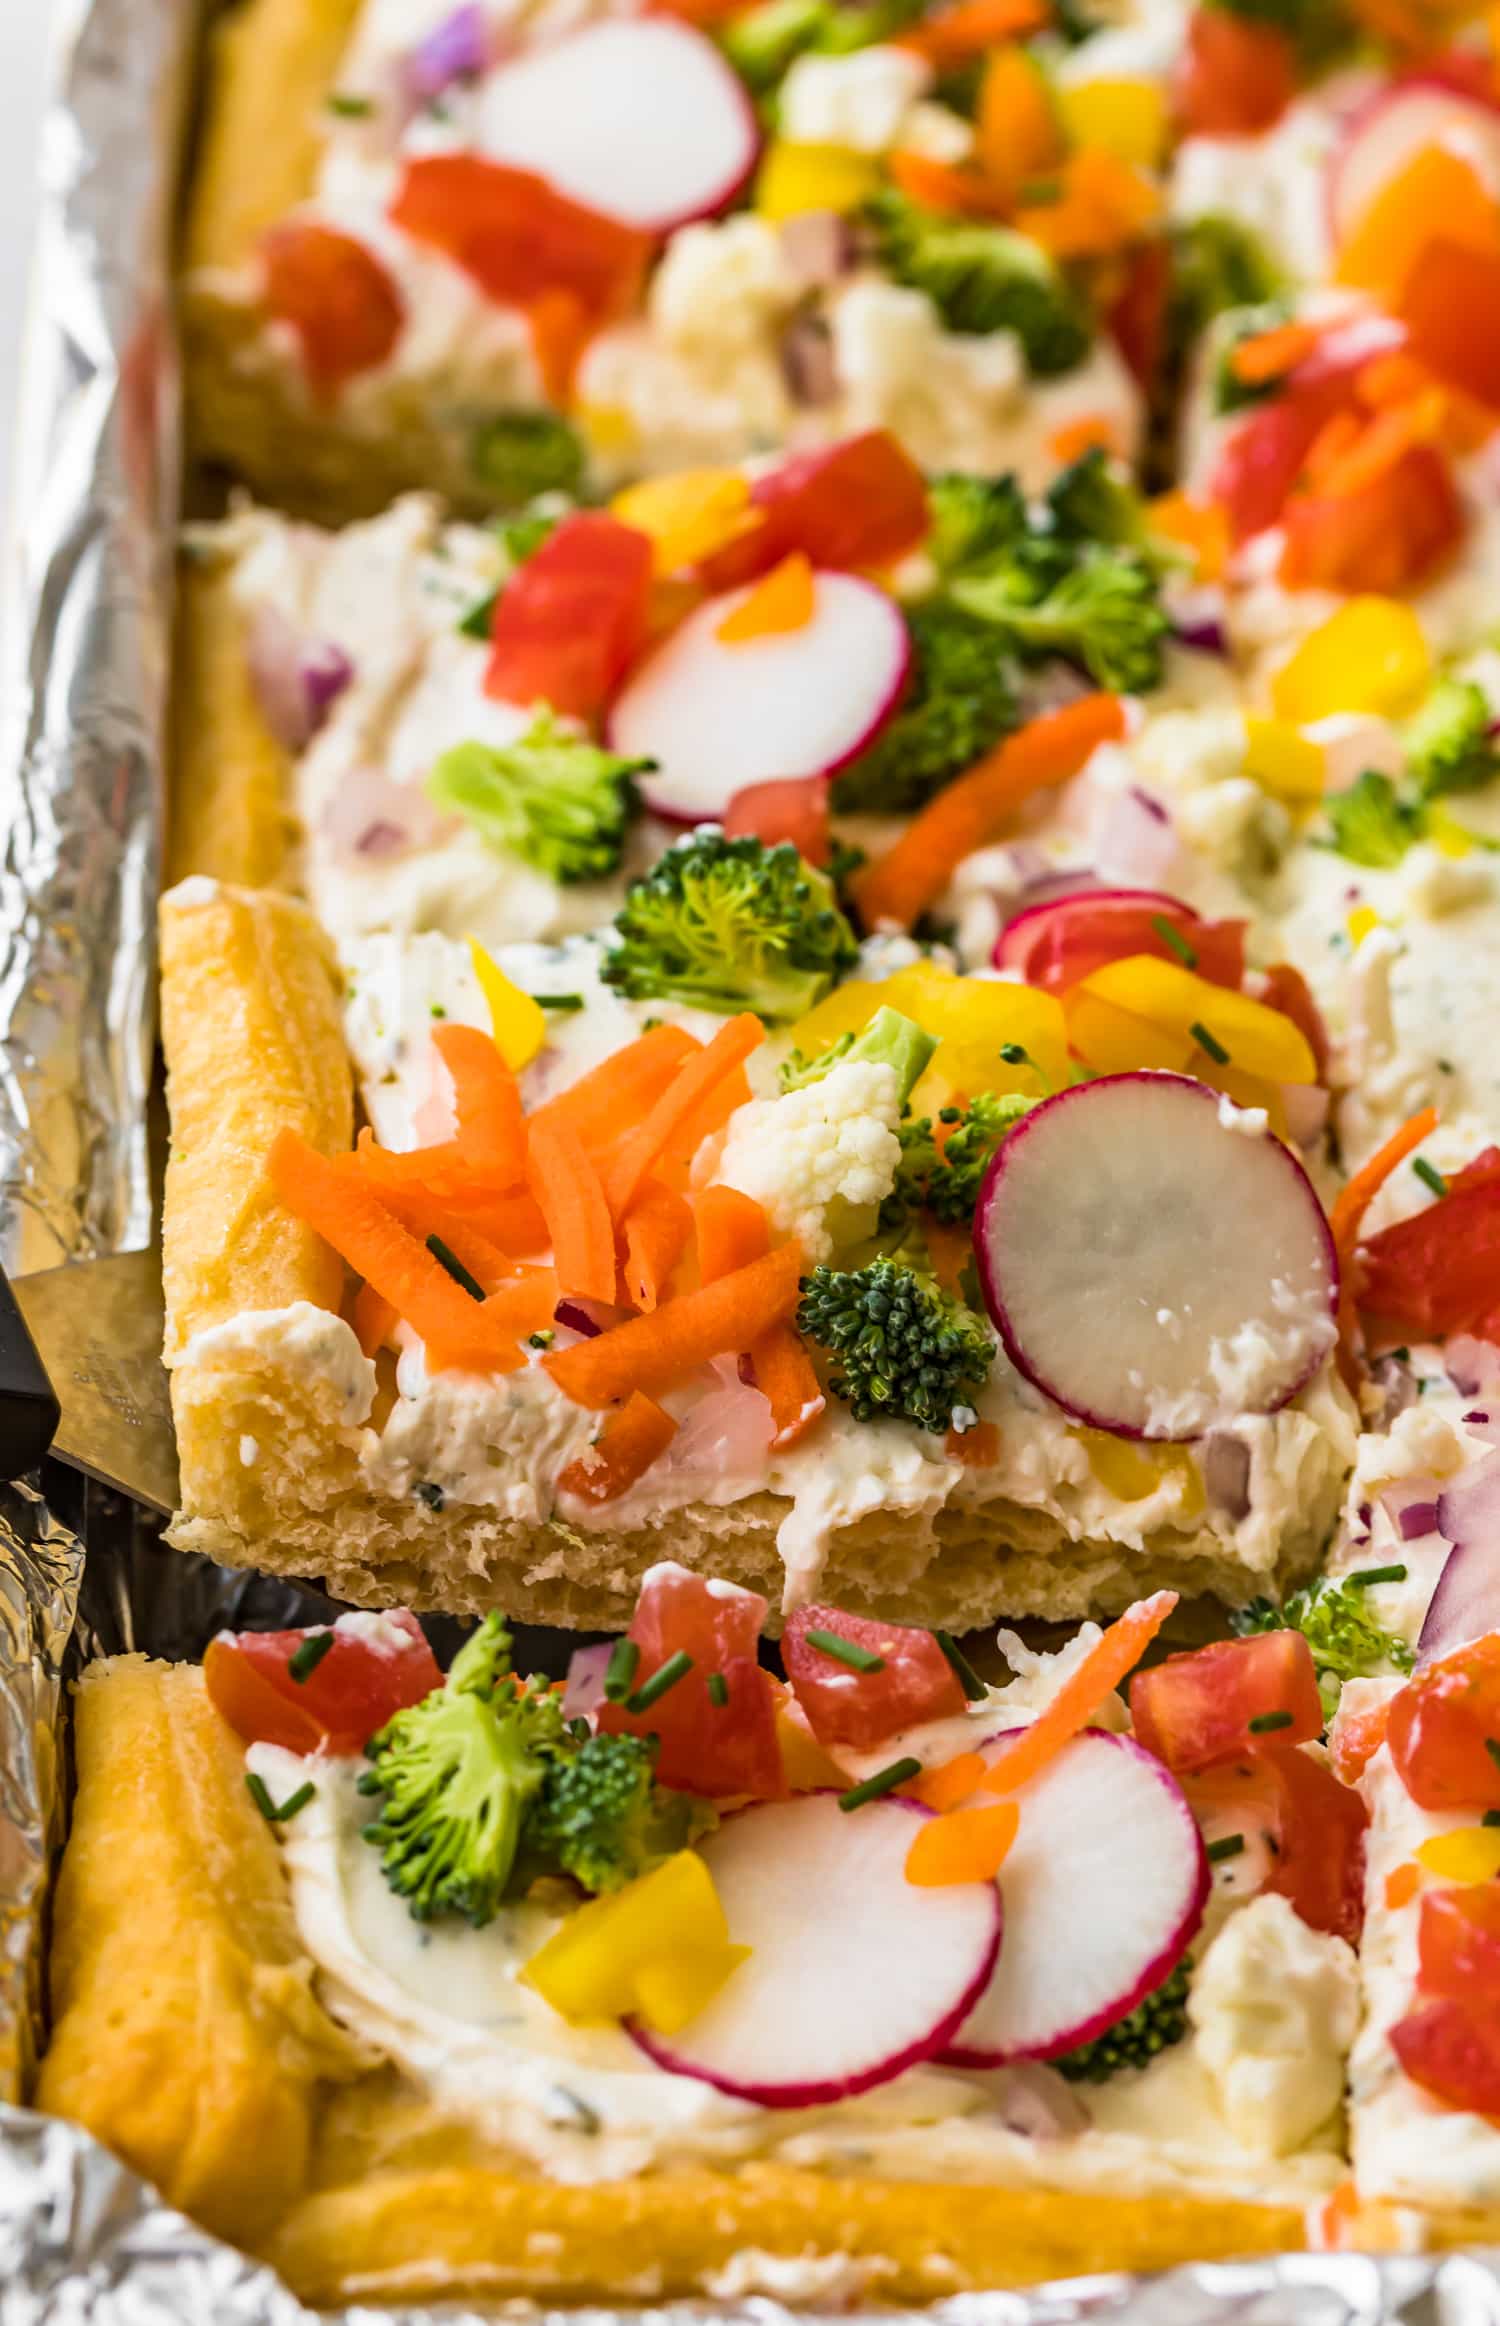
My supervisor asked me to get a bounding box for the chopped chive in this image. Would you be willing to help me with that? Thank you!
[536,993,585,1011]
[625,1650,694,1715]
[1484,1809,1500,1829]
[1413,1157,1448,1199]
[287,1630,335,1684]
[527,1329,555,1349]
[603,1638,639,1702]
[426,1234,485,1301]
[1486,1737,1500,1773]
[1206,1832,1245,1863]
[1346,1563,1407,1588]
[327,90,373,115]
[707,1671,729,1708]
[934,1628,986,1703]
[1189,1020,1230,1065]
[1248,1709,1293,1734]
[999,1043,1031,1067]
[245,1772,316,1824]
[458,588,499,640]
[805,1626,885,1674]
[839,1756,923,1812]
[1151,914,1198,970]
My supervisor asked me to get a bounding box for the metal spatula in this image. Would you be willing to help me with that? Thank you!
[0,1251,177,1511]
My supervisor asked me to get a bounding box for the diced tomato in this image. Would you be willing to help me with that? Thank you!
[1419,1884,1500,2005]
[1390,1994,1500,2115]
[597,1563,786,1800]
[1175,7,1295,138]
[1210,372,1361,543]
[1361,1147,1500,1341]
[1397,238,1500,411]
[1328,1685,1391,1785]
[260,223,404,399]
[698,432,930,590]
[1278,445,1464,595]
[1258,961,1330,1080]
[1388,1636,1500,1813]
[1131,1632,1324,1775]
[1108,238,1171,394]
[1182,1743,1368,1943]
[782,1604,966,1752]
[722,775,832,867]
[203,1612,441,1756]
[485,511,654,720]
[389,154,649,323]
[997,891,1246,995]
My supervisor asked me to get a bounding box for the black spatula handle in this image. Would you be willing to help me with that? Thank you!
[0,1266,61,1482]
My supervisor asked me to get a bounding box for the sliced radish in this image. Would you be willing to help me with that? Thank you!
[608,575,910,824]
[477,20,760,236]
[1329,82,1500,245]
[1420,1455,1500,1663]
[941,1728,1207,2068]
[974,1071,1337,1440]
[630,1793,1001,2106]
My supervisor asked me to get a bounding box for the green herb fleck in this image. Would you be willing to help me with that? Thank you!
[288,1630,335,1684]
[603,1639,640,1703]
[1190,1020,1230,1065]
[426,1234,485,1301]
[1413,1157,1448,1200]
[625,1651,694,1715]
[246,1772,316,1824]
[934,1628,986,1702]
[707,1672,730,1708]
[1151,914,1198,969]
[839,1757,924,1812]
[806,1627,886,1674]
[1346,1563,1407,1588]
[1207,1833,1245,1863]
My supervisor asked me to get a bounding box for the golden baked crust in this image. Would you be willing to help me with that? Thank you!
[38,1655,1311,2304]
[169,557,296,891]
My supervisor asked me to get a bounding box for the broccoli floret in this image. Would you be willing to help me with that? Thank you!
[832,602,1019,815]
[953,546,1168,695]
[721,0,923,86]
[780,1004,938,1106]
[470,412,585,507]
[881,1090,1033,1231]
[865,191,1092,377]
[428,712,647,884]
[925,472,1031,582]
[797,1256,994,1432]
[526,1731,703,1895]
[1045,447,1173,569]
[601,831,859,1021]
[1055,1960,1192,2083]
[1234,1579,1414,1716]
[1322,769,1424,871]
[1166,217,1283,374]
[1405,677,1500,799]
[359,1614,567,1927]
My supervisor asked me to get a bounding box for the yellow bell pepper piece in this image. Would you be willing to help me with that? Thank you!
[789,964,1069,1103]
[1271,599,1432,724]
[577,404,640,460]
[1425,804,1477,859]
[1347,904,1380,947]
[1057,78,1168,169]
[756,140,880,221]
[1243,716,1327,804]
[521,1851,749,2035]
[1072,955,1317,1084]
[612,468,759,576]
[1072,1426,1205,1514]
[1063,987,1188,1076]
[1416,1828,1500,1885]
[469,937,547,1072]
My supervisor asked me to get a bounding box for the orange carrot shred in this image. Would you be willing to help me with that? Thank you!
[433,1022,526,1187]
[335,1156,515,1285]
[622,1179,693,1311]
[885,148,1012,217]
[653,1064,754,1191]
[557,1390,679,1505]
[603,1014,764,1220]
[915,1750,989,1812]
[1385,1861,1421,1910]
[352,1281,398,1359]
[692,1185,770,1283]
[748,1322,826,1448]
[1229,319,1319,387]
[896,0,1048,64]
[545,1242,803,1407]
[978,1591,1178,1797]
[527,1114,617,1306]
[529,1023,700,1155]
[905,1800,1020,1887]
[1329,1107,1441,1269]
[481,1265,561,1340]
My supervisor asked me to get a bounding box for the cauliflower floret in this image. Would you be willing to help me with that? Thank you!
[1189,1893,1358,2156]
[778,46,931,153]
[829,280,1025,474]
[650,216,800,364]
[709,1059,903,1264]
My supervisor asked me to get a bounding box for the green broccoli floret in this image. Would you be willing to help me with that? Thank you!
[1405,677,1500,799]
[428,712,647,884]
[721,0,923,87]
[469,411,584,507]
[601,831,859,1021]
[881,1090,1033,1232]
[925,472,1031,582]
[1045,447,1174,569]
[1322,769,1424,870]
[1234,1578,1414,1716]
[780,1005,939,1106]
[359,1614,567,1927]
[953,546,1169,695]
[1055,1960,1192,2083]
[526,1731,703,1895]
[1166,216,1283,374]
[797,1256,994,1432]
[1210,302,1295,416]
[865,191,1092,377]
[832,602,1019,814]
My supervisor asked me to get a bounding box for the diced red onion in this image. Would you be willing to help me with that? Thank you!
[1381,1478,1441,1540]
[562,1640,612,1723]
[1201,1431,1251,1522]
[662,1380,774,1476]
[778,313,839,407]
[1367,1351,1418,1427]
[1279,1083,1330,1151]
[1422,1454,1500,1662]
[778,210,854,288]
[555,1298,619,1340]
[404,3,487,104]
[322,768,444,864]
[1447,1336,1500,1397]
[247,601,353,752]
[1399,1499,1440,1541]
[1093,784,1181,888]
[1167,585,1229,657]
[985,2063,1090,2140]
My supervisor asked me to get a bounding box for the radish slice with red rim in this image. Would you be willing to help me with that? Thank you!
[629,1793,1001,2106]
[477,20,760,236]
[974,1071,1337,1440]
[940,1728,1207,2067]
[608,574,911,824]
[1329,81,1500,245]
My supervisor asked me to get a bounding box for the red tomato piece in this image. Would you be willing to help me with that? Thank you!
[485,511,654,720]
[1398,238,1500,411]
[722,775,832,866]
[1108,238,1171,393]
[1257,961,1330,1080]
[204,1612,441,1756]
[1388,1636,1500,1813]
[389,154,649,321]
[1278,445,1464,596]
[1210,372,1361,542]
[995,890,1247,994]
[1419,1884,1500,2005]
[1390,1994,1500,2115]
[597,1563,786,1800]
[699,431,930,589]
[1131,1632,1324,1775]
[1184,1743,1367,1943]
[1327,1686,1391,1786]
[1176,7,1295,138]
[782,1604,966,1752]
[1360,1146,1500,1340]
[260,223,404,399]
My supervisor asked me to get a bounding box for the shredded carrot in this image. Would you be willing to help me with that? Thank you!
[527,1114,617,1306]
[896,0,1049,64]
[352,1281,398,1359]
[1302,408,1365,491]
[1149,490,1229,581]
[433,1022,526,1187]
[622,1179,693,1311]
[1229,319,1320,387]
[1015,149,1161,260]
[916,1750,989,1812]
[1385,1861,1422,1911]
[886,148,1012,219]
[905,1800,1020,1887]
[717,552,816,643]
[976,1591,1177,1796]
[352,1126,477,1199]
[1048,412,1123,464]
[1317,403,1436,501]
[1329,1107,1441,1269]
[479,1264,560,1338]
[692,1185,771,1283]
[653,1064,754,1192]
[945,1418,1000,1468]
[975,43,1061,206]
[603,1014,764,1220]
[557,1391,679,1505]
[748,1323,826,1448]
[338,1156,515,1285]
[851,694,1127,930]
[545,1242,803,1407]
[529,1023,700,1155]
[269,1129,522,1374]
